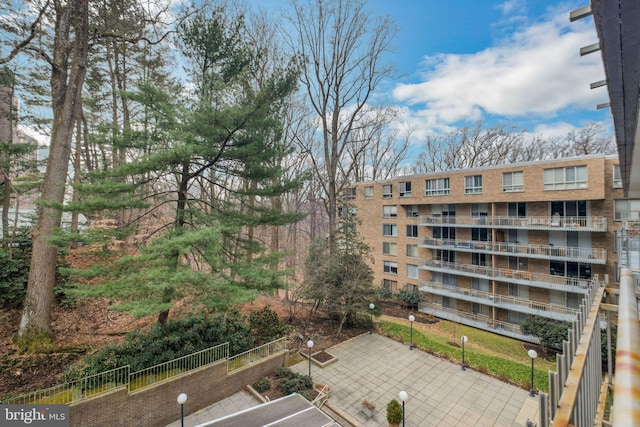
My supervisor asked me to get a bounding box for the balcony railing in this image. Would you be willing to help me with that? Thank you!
[419,259,595,292]
[418,215,607,231]
[419,237,607,264]
[419,280,578,320]
[418,302,540,344]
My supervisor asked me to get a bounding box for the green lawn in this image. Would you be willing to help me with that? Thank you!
[378,319,552,392]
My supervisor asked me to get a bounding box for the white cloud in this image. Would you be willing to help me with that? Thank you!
[392,6,605,129]
[532,121,578,140]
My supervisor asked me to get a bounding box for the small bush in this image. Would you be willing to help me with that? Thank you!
[252,377,271,393]
[278,372,313,395]
[386,399,402,425]
[275,366,294,379]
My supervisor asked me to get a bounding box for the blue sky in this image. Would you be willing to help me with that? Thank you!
[366,0,610,140]
[252,0,611,142]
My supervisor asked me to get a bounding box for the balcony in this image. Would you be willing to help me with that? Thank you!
[418,215,607,232]
[417,302,540,344]
[418,280,577,321]
[419,259,596,294]
[419,237,607,264]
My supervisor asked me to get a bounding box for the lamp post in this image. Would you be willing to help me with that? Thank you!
[307,340,314,377]
[461,335,468,371]
[528,349,538,397]
[369,303,375,334]
[177,393,187,427]
[398,390,408,427]
[408,315,415,350]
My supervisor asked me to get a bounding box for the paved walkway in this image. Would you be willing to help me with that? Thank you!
[167,333,539,427]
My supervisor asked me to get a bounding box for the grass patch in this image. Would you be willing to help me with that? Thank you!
[378,320,550,392]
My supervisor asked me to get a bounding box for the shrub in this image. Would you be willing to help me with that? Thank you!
[0,250,28,308]
[252,377,271,393]
[249,306,287,345]
[278,372,313,395]
[395,286,424,308]
[520,315,570,350]
[386,399,403,425]
[64,312,254,380]
[275,366,294,379]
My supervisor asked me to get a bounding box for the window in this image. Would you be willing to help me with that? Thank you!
[613,165,622,188]
[342,187,356,200]
[472,253,487,266]
[382,279,397,292]
[614,199,640,221]
[406,225,418,238]
[471,203,488,218]
[382,184,393,198]
[433,249,455,263]
[406,205,419,217]
[407,264,419,278]
[471,228,488,241]
[383,205,397,218]
[433,227,455,240]
[383,242,398,256]
[399,181,412,197]
[364,186,374,199]
[464,175,482,194]
[383,261,398,274]
[406,244,419,257]
[425,178,450,196]
[502,171,524,192]
[338,206,356,217]
[543,165,587,190]
[508,202,527,217]
[383,224,398,236]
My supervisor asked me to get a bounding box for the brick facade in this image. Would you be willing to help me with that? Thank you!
[352,155,625,341]
[69,352,288,427]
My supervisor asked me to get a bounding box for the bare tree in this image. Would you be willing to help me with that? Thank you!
[412,121,615,174]
[411,121,523,173]
[288,0,397,249]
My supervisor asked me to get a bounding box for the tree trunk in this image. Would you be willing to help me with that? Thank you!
[17,0,89,347]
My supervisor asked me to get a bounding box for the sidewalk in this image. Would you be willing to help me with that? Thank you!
[289,333,539,427]
[167,333,539,426]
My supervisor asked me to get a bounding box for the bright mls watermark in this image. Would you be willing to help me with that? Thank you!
[2,405,69,426]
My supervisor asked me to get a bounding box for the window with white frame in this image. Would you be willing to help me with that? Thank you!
[543,165,587,190]
[382,184,393,198]
[399,181,412,197]
[364,186,374,199]
[407,264,419,278]
[502,171,524,192]
[382,205,397,218]
[406,244,419,257]
[383,224,398,236]
[406,205,419,217]
[383,242,398,256]
[614,199,640,221]
[342,187,356,199]
[383,261,398,274]
[464,175,482,194]
[613,165,622,188]
[425,178,450,196]
[406,224,418,237]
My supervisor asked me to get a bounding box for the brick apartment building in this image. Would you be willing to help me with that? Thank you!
[350,154,627,343]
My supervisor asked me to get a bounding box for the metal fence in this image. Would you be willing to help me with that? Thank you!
[227,337,287,374]
[3,366,130,405]
[129,342,229,391]
[2,342,231,405]
[539,279,605,427]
